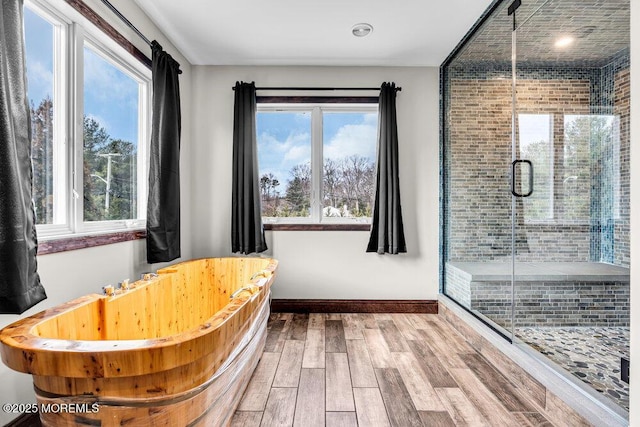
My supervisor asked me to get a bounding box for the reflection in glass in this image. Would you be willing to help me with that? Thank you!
[519,114,553,221]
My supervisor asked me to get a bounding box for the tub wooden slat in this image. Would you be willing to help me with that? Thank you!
[37,309,267,426]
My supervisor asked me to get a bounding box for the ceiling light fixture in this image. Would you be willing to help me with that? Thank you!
[554,36,574,48]
[352,23,373,37]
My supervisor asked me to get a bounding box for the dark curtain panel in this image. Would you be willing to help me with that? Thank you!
[146,41,182,264]
[231,81,267,254]
[367,82,407,254]
[0,0,47,313]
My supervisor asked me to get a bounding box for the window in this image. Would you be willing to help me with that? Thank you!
[257,103,378,224]
[24,0,151,238]
[563,114,618,221]
[517,113,620,224]
[24,5,64,227]
[518,114,553,221]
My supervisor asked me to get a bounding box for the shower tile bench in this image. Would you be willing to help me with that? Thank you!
[445,261,630,328]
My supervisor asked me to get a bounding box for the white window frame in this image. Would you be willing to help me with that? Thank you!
[26,0,151,239]
[257,102,378,225]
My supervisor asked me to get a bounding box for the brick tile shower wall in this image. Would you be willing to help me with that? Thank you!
[614,68,630,267]
[447,78,592,262]
[446,56,631,267]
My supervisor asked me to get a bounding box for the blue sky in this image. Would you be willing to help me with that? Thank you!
[257,111,311,188]
[257,111,377,193]
[24,8,53,108]
[83,47,138,144]
[24,6,376,179]
[24,7,139,145]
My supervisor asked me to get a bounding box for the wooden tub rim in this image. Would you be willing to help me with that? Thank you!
[0,257,278,378]
[32,295,271,406]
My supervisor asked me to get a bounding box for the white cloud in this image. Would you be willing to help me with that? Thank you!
[363,112,378,125]
[259,131,309,154]
[324,123,377,161]
[85,114,111,133]
[83,48,138,105]
[258,131,311,184]
[26,60,53,103]
[283,142,311,163]
[28,60,53,87]
[258,131,311,164]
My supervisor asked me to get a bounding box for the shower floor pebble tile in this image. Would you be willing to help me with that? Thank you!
[516,326,629,411]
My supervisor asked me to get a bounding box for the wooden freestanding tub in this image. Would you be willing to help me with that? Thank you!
[0,257,277,426]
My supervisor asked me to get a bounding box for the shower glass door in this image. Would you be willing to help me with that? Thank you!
[442,0,630,413]
[511,0,630,411]
[441,0,516,338]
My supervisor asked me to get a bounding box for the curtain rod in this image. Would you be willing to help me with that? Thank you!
[99,0,152,47]
[232,86,402,92]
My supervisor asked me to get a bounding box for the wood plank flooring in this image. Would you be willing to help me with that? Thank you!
[233,313,555,427]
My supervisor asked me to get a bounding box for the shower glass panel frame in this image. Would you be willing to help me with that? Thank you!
[441,0,630,413]
[441,0,516,340]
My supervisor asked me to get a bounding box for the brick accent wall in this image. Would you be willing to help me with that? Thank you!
[444,54,630,267]
[447,77,593,262]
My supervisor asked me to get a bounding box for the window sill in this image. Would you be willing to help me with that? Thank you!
[264,223,371,231]
[38,230,146,255]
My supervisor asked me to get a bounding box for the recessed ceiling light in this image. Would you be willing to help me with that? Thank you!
[554,36,574,48]
[352,23,373,37]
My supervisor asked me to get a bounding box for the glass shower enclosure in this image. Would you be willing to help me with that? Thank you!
[441,0,630,413]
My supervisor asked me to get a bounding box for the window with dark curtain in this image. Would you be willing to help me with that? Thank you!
[231,81,268,254]
[146,41,182,264]
[367,82,407,254]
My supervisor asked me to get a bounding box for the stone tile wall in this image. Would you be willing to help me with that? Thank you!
[472,279,631,327]
[445,265,472,307]
[445,263,630,327]
[613,68,630,266]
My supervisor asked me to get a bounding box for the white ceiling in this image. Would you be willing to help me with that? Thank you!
[133,0,494,66]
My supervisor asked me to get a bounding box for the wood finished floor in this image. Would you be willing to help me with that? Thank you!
[232,313,555,427]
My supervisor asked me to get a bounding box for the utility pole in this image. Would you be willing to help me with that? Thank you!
[96,153,121,214]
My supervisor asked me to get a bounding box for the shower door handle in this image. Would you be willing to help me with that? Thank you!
[511,159,533,197]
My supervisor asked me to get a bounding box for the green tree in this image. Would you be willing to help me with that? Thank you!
[563,115,611,221]
[323,158,341,209]
[285,163,311,216]
[102,139,136,220]
[83,116,136,221]
[30,96,54,224]
[340,154,374,217]
[260,173,280,216]
[521,139,552,220]
[83,116,110,220]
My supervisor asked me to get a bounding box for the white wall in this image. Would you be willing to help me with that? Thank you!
[0,0,193,423]
[630,0,638,424]
[190,66,440,300]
